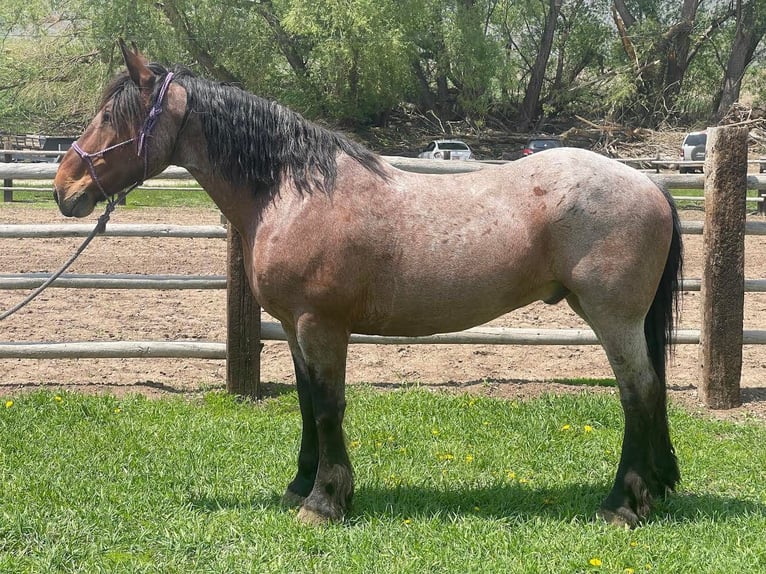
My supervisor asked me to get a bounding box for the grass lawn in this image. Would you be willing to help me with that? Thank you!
[1,388,764,573]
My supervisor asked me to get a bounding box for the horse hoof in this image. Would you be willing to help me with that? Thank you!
[297,506,332,526]
[281,489,306,508]
[597,507,638,529]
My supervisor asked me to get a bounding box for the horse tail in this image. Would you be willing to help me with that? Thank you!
[645,186,683,386]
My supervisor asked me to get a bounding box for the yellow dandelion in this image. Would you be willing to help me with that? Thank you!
[506,471,517,480]
[561,424,571,431]
[349,440,361,449]
[403,518,412,525]
[5,400,13,408]
[438,452,454,461]
[431,428,440,436]
[113,407,121,414]
[629,541,638,548]
[465,454,474,463]
[589,557,602,567]
[54,395,63,403]
[584,425,594,433]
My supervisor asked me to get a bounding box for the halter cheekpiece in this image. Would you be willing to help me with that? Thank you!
[71,72,175,205]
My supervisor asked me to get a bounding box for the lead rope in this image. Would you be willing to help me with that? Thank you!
[0,187,134,321]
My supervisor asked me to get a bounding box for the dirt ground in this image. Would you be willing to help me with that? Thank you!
[1,202,765,422]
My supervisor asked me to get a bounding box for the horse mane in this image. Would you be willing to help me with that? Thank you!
[102,63,387,194]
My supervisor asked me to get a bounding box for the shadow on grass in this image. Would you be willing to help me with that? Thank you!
[188,482,765,526]
[353,483,765,524]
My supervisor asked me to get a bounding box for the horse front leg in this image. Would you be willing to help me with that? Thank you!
[290,317,353,525]
[282,337,318,508]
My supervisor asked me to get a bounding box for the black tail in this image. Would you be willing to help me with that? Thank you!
[644,186,683,385]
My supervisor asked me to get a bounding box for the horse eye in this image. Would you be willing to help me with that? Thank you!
[102,111,112,124]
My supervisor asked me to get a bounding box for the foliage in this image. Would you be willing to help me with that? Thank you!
[0,388,764,572]
[1,0,766,134]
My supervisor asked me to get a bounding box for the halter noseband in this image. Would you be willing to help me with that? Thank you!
[70,72,176,204]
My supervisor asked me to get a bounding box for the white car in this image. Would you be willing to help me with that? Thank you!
[418,139,473,160]
[680,131,706,173]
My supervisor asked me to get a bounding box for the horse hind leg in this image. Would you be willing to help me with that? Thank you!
[567,294,678,526]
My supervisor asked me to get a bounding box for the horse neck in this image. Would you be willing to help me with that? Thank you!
[192,168,265,235]
[169,117,263,235]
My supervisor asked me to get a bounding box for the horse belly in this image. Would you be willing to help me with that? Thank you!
[353,247,559,337]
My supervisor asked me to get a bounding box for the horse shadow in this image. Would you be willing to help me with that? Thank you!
[188,482,765,525]
[351,483,766,525]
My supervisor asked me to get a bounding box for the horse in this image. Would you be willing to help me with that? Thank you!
[53,41,683,527]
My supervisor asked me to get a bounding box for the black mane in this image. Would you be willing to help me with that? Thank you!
[104,64,387,194]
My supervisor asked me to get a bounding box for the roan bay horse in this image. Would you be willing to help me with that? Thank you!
[54,42,683,527]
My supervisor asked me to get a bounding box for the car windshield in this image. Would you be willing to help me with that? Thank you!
[684,133,706,146]
[437,142,469,150]
[530,139,560,150]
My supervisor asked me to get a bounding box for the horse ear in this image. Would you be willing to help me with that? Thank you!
[118,39,155,92]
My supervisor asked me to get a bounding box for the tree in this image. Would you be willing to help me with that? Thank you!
[518,0,561,130]
[714,0,766,120]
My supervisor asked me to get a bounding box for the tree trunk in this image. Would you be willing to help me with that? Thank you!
[518,0,562,130]
[714,0,766,120]
[662,0,697,102]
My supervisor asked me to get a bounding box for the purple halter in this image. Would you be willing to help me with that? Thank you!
[71,72,175,203]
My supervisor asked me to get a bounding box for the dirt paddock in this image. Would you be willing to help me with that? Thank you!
[1,204,765,422]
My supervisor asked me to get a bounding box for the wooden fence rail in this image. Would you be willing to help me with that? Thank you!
[0,144,759,406]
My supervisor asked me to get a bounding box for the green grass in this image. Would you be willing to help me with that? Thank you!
[2,184,214,209]
[671,187,763,211]
[0,388,764,573]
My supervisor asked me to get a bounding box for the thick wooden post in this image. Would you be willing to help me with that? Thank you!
[226,223,262,399]
[698,126,747,409]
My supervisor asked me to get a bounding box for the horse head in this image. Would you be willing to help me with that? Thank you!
[53,40,185,217]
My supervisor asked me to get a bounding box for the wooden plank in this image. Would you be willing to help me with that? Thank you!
[10,328,766,361]
[3,158,766,190]
[260,322,703,345]
[699,126,747,409]
[0,341,226,359]
[0,163,193,179]
[0,224,226,238]
[0,273,225,290]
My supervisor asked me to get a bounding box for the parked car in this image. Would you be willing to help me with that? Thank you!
[680,131,706,173]
[521,136,562,156]
[418,140,473,160]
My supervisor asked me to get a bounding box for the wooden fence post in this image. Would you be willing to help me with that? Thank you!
[3,153,12,202]
[698,126,747,409]
[226,222,262,399]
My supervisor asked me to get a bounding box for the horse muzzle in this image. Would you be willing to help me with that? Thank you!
[53,185,97,218]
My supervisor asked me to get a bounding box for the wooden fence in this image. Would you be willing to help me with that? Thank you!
[1,135,763,407]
